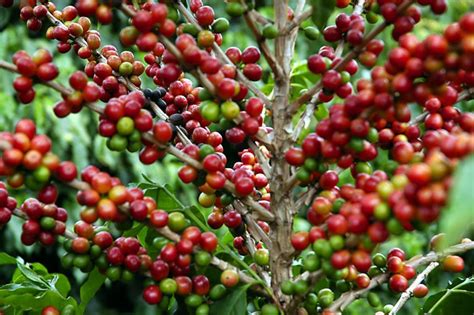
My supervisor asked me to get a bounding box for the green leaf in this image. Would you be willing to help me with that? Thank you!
[0,252,16,265]
[49,274,71,297]
[310,0,336,31]
[440,154,474,246]
[314,103,329,121]
[79,268,106,314]
[210,284,252,315]
[421,277,474,315]
[15,258,50,289]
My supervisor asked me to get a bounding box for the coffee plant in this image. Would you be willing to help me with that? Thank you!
[0,0,473,314]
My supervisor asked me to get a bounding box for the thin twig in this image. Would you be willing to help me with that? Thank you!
[281,8,312,35]
[233,200,272,247]
[389,262,439,315]
[247,140,272,178]
[409,87,474,126]
[239,0,283,77]
[328,241,474,312]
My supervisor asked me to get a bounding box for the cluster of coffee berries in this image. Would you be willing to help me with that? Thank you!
[11,49,59,104]
[20,198,67,246]
[0,182,16,227]
[75,0,113,24]
[87,47,145,88]
[103,236,151,279]
[221,97,266,144]
[53,70,100,117]
[0,119,60,190]
[98,91,153,153]
[18,2,52,31]
[226,46,263,82]
[307,46,358,101]
[62,223,111,273]
[378,0,426,40]
[77,165,155,223]
[324,12,366,45]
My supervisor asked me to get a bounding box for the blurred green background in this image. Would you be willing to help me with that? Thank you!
[0,0,473,314]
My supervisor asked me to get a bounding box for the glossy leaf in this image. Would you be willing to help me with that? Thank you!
[210,284,252,315]
[79,268,106,314]
[440,155,474,246]
[420,277,474,315]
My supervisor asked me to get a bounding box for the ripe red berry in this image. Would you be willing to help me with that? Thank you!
[327,214,348,235]
[285,147,305,166]
[193,275,210,295]
[200,231,218,252]
[241,47,260,64]
[389,274,409,292]
[291,231,310,251]
[195,6,214,26]
[322,70,342,90]
[143,285,162,304]
[223,210,242,229]
[413,284,429,298]
[41,306,60,315]
[443,255,464,272]
[153,121,173,143]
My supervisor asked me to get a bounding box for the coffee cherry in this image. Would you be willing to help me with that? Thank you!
[443,255,464,272]
[387,248,406,261]
[387,256,404,273]
[389,274,408,292]
[195,250,212,267]
[143,285,162,304]
[150,210,168,228]
[41,306,60,315]
[413,284,429,298]
[291,231,309,251]
[223,210,242,229]
[356,273,370,288]
[56,161,77,182]
[322,70,342,91]
[285,148,305,166]
[196,6,214,26]
[193,275,210,295]
[200,231,217,252]
[153,121,173,143]
[150,259,169,281]
[220,269,239,288]
[261,304,279,315]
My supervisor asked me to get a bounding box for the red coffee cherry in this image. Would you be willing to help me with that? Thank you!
[291,231,310,251]
[389,274,409,292]
[443,255,464,272]
[199,231,218,252]
[143,285,162,304]
[413,284,429,298]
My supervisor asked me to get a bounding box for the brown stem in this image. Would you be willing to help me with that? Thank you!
[269,0,300,311]
[281,8,312,35]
